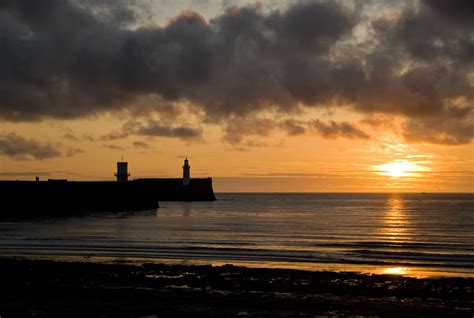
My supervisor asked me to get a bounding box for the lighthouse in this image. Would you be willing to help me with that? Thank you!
[182,158,190,185]
[115,160,130,182]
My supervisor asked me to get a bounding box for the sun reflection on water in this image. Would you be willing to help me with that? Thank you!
[375,195,413,275]
[382,196,410,238]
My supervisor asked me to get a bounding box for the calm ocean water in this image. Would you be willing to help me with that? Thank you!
[0,193,473,277]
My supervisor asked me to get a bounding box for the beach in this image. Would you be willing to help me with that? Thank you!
[1,258,473,317]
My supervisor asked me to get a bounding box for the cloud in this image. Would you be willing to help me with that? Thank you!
[64,133,96,142]
[365,1,474,144]
[101,130,130,141]
[0,0,472,145]
[403,117,474,145]
[0,132,82,160]
[0,0,353,121]
[64,147,84,157]
[230,140,271,152]
[220,116,370,149]
[103,143,125,150]
[101,119,202,141]
[136,121,202,139]
[281,119,306,136]
[132,140,150,148]
[310,120,370,140]
[423,0,474,21]
[222,117,276,145]
[63,132,80,141]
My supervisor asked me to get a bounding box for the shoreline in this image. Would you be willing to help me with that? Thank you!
[1,257,473,317]
[1,252,472,279]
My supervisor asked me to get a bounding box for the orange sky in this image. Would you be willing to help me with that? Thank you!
[0,1,472,192]
[1,111,472,192]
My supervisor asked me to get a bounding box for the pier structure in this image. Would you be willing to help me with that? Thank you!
[0,158,215,214]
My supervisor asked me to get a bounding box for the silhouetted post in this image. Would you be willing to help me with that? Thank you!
[183,158,190,186]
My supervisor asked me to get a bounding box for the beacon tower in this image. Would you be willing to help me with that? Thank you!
[115,161,130,182]
[183,158,190,185]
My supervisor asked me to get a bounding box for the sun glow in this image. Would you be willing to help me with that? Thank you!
[382,267,408,275]
[375,160,430,178]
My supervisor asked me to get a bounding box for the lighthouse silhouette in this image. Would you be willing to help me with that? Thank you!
[182,158,190,186]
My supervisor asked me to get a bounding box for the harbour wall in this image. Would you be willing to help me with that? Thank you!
[0,178,216,214]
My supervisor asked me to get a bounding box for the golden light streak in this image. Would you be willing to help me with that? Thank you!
[374,160,431,178]
[382,267,408,275]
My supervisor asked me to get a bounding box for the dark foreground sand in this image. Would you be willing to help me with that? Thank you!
[1,258,473,317]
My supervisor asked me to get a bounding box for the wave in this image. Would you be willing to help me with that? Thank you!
[1,242,473,270]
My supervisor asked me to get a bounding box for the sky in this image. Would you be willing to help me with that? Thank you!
[0,0,472,192]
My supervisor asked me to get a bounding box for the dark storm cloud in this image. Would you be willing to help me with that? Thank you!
[0,0,472,145]
[423,0,474,21]
[0,132,82,160]
[375,2,474,66]
[136,121,203,139]
[0,0,353,121]
[363,0,474,144]
[310,119,370,140]
[101,120,202,140]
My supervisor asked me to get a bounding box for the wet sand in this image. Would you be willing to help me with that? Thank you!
[1,258,473,317]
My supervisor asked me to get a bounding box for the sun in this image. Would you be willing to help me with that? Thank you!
[375,160,429,178]
[378,161,414,177]
[382,267,408,275]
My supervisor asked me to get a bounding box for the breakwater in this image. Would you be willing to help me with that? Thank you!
[0,178,215,214]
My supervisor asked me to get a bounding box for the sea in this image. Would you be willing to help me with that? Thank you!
[0,193,473,278]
